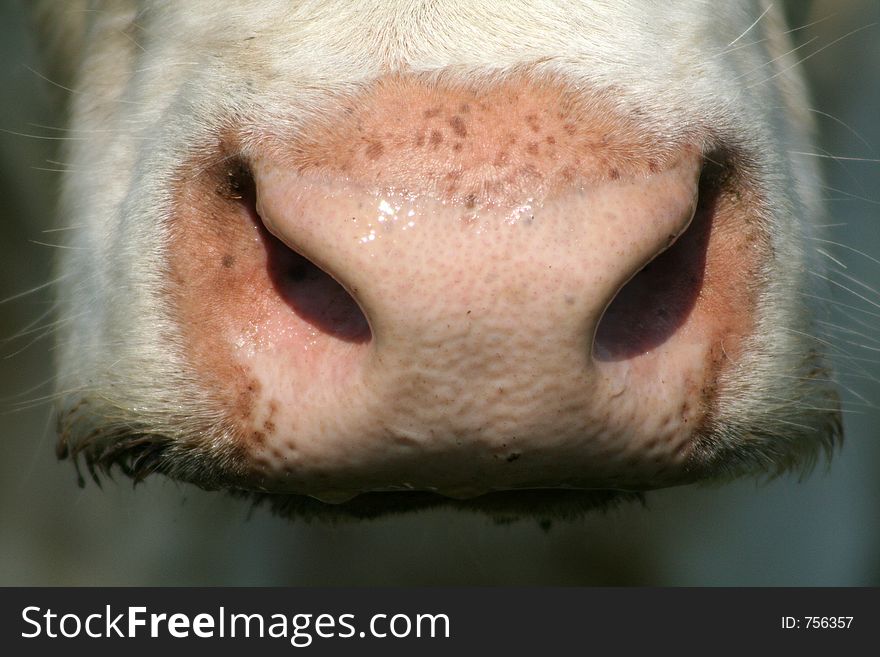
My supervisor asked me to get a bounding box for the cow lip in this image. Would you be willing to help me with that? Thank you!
[243,487,647,521]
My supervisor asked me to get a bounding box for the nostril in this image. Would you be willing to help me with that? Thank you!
[593,158,722,361]
[263,231,371,344]
[227,159,371,344]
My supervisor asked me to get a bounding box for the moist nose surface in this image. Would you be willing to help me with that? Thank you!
[247,150,700,499]
[169,75,714,501]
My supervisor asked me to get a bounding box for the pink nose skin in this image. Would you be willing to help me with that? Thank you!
[169,76,756,503]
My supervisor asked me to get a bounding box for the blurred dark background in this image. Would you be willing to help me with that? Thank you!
[1,1,877,585]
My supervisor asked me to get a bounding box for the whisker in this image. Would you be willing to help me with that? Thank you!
[28,240,85,251]
[749,23,876,89]
[0,274,69,305]
[727,4,773,48]
[789,151,880,164]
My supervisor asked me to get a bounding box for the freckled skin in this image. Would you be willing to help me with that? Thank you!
[167,74,764,501]
[448,115,468,137]
[365,140,384,160]
[283,75,692,209]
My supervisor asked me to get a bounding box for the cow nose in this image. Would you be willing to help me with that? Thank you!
[181,76,714,502]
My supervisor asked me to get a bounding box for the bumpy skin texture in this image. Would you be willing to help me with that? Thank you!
[42,0,840,519]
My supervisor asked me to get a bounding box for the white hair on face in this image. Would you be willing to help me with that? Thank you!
[39,0,839,511]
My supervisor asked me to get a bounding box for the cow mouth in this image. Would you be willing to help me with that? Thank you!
[241,487,644,521]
